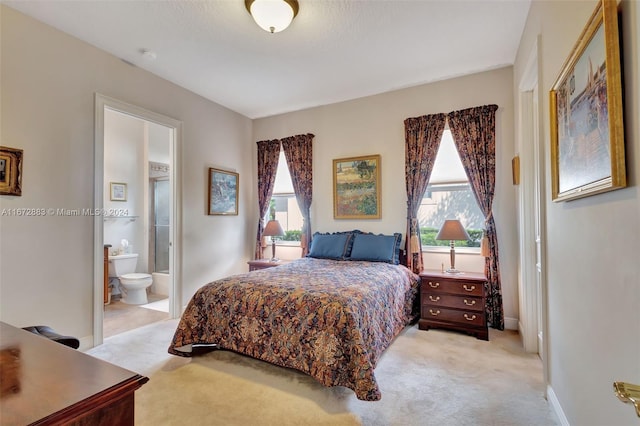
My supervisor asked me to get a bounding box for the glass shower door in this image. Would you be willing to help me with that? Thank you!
[154,179,170,273]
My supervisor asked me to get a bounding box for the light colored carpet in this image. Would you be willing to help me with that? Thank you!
[86,320,559,426]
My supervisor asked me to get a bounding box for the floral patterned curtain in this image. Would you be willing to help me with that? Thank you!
[404,113,446,273]
[255,139,281,259]
[281,134,314,257]
[447,104,504,330]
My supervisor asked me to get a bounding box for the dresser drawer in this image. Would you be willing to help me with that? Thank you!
[421,293,484,312]
[421,306,485,327]
[419,270,488,340]
[421,278,483,297]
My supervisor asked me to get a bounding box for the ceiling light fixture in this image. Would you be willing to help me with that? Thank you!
[245,0,299,34]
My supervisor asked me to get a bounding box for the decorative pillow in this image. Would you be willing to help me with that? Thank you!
[307,232,353,260]
[349,233,402,264]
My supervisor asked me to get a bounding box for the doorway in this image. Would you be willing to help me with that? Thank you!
[93,94,182,346]
[517,37,549,387]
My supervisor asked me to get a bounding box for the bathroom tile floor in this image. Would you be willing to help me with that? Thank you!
[103,292,169,339]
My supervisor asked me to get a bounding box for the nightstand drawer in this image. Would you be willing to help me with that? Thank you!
[421,293,483,312]
[421,278,483,296]
[421,306,485,327]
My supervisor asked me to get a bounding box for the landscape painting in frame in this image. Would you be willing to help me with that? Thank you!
[549,0,625,202]
[208,167,238,215]
[333,154,381,219]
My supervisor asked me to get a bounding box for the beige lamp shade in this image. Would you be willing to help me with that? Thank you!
[263,219,285,237]
[435,219,470,242]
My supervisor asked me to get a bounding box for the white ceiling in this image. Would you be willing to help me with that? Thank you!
[4,0,531,119]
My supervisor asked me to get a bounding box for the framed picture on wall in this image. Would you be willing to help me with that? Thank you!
[0,146,23,196]
[333,154,381,219]
[549,0,625,202]
[110,182,127,201]
[208,167,239,215]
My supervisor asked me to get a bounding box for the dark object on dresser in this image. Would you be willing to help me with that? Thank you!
[419,270,488,340]
[22,325,80,349]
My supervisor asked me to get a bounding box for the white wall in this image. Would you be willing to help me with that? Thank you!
[253,67,519,328]
[104,110,145,269]
[0,6,254,341]
[514,0,640,424]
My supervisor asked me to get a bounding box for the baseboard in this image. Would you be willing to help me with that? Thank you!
[504,316,518,330]
[78,335,94,352]
[547,385,570,426]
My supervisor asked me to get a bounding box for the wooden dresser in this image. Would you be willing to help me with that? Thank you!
[0,322,148,425]
[419,270,488,340]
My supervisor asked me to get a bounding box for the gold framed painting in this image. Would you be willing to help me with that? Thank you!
[0,146,23,196]
[549,0,625,202]
[333,154,381,219]
[208,167,239,215]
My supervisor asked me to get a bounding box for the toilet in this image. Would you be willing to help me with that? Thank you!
[108,253,153,305]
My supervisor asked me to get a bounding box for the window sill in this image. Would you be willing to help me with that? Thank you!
[421,246,481,255]
[275,241,301,247]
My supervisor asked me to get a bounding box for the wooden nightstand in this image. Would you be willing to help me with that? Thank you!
[247,259,290,271]
[418,270,488,340]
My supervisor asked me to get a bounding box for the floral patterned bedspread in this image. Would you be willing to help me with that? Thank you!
[168,257,419,401]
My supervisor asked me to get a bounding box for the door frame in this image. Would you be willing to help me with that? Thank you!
[93,93,182,346]
[517,36,549,385]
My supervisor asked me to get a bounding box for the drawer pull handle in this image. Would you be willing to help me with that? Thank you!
[429,281,440,288]
[429,296,441,302]
[463,299,476,306]
[429,309,440,316]
[463,284,476,292]
[464,314,477,321]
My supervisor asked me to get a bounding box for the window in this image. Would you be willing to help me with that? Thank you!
[418,129,484,249]
[269,150,303,243]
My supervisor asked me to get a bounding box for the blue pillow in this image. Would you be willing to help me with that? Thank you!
[349,233,402,264]
[307,232,353,260]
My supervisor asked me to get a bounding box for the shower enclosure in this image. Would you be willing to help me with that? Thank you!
[149,162,170,296]
[153,178,170,273]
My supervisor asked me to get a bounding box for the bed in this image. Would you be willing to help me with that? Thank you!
[168,231,420,401]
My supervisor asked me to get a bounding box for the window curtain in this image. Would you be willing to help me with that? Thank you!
[255,139,282,259]
[281,133,314,257]
[447,104,504,330]
[404,113,447,273]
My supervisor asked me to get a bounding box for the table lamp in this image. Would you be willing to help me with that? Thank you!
[436,219,470,274]
[263,219,285,261]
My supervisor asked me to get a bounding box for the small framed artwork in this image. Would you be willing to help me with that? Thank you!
[333,154,381,219]
[208,167,239,215]
[0,146,23,196]
[110,182,127,201]
[549,0,625,202]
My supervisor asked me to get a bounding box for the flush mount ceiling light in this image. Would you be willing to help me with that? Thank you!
[245,0,299,34]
